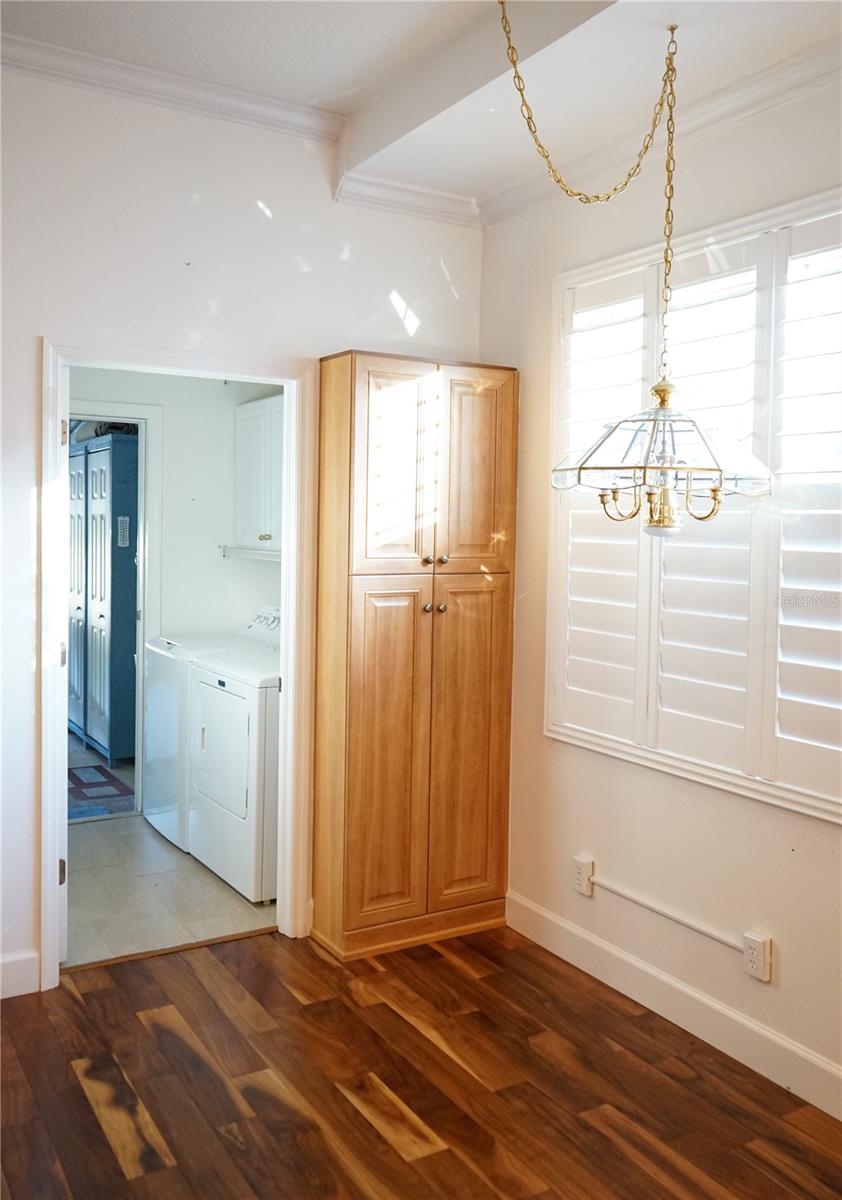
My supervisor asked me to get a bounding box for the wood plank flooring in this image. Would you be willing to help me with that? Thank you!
[2,927,840,1199]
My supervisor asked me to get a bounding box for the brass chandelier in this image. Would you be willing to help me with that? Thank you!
[498,3,771,534]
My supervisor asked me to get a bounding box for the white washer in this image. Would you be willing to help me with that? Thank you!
[143,633,237,851]
[188,609,281,902]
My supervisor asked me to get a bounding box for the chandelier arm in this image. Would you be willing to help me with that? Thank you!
[599,489,642,521]
[686,489,722,521]
[498,0,677,206]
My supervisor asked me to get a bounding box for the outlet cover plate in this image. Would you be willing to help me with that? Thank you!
[743,931,772,982]
[574,855,594,896]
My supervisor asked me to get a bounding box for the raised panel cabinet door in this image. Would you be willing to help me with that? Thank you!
[263,393,284,547]
[351,355,437,574]
[345,575,434,929]
[428,573,511,911]
[234,399,268,548]
[436,366,517,574]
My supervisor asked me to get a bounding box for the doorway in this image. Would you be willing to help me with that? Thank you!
[41,341,317,989]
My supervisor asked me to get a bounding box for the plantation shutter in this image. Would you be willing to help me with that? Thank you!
[654,244,759,770]
[547,204,840,813]
[550,272,648,741]
[772,220,842,798]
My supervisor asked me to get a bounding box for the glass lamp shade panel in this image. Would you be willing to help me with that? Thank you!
[551,404,771,497]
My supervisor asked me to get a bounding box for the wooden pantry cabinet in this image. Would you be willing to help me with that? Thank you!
[313,351,518,960]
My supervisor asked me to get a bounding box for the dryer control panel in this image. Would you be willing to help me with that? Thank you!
[241,606,281,645]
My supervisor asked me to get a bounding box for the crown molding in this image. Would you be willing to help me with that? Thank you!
[0,34,343,144]
[480,36,842,227]
[334,171,482,229]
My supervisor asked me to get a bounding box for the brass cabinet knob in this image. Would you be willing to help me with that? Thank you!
[437,603,448,613]
[439,554,449,564]
[423,603,433,613]
[423,554,434,564]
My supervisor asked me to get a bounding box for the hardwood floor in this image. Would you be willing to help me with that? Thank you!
[2,927,839,1199]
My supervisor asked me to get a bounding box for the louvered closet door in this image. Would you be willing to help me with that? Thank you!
[86,448,111,750]
[436,366,516,574]
[551,275,648,742]
[428,573,511,911]
[351,356,436,574]
[345,576,433,929]
[655,254,760,768]
[68,452,87,730]
[773,228,842,797]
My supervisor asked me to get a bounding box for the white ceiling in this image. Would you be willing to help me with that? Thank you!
[2,0,839,218]
[361,0,842,201]
[0,0,494,114]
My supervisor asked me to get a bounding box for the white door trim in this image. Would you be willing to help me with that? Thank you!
[40,338,318,991]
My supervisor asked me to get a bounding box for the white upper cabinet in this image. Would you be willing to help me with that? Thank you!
[234,394,283,551]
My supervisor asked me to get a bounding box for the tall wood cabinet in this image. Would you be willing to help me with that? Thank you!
[313,351,518,960]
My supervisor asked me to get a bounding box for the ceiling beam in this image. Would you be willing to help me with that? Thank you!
[334,0,612,198]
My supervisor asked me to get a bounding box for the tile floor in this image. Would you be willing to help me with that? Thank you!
[66,814,277,967]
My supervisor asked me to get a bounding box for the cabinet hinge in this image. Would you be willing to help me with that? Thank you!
[60,419,68,446]
[59,643,67,667]
[59,858,66,886]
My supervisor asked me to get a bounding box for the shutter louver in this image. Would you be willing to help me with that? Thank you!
[554,281,646,741]
[655,264,758,770]
[773,244,842,798]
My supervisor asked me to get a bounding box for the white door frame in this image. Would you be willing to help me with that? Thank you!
[40,338,318,991]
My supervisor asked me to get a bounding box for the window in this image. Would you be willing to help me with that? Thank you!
[547,205,842,821]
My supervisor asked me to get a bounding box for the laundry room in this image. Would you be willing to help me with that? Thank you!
[65,365,288,966]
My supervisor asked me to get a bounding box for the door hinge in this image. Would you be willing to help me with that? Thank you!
[60,419,68,446]
[59,643,67,667]
[278,677,283,693]
[59,859,67,886]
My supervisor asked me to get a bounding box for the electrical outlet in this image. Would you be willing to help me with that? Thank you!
[574,855,594,896]
[743,931,772,982]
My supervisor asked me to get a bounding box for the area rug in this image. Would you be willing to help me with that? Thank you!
[68,765,135,820]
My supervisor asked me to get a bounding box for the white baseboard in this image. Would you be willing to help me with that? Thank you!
[506,891,842,1120]
[0,949,40,999]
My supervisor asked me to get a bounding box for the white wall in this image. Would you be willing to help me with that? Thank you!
[480,83,842,1114]
[70,368,282,632]
[0,71,481,997]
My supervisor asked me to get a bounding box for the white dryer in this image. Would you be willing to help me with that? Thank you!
[188,609,281,903]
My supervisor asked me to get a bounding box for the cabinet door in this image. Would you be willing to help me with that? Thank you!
[346,576,433,929]
[263,393,284,547]
[428,573,511,911]
[351,355,436,574]
[234,401,267,548]
[435,366,517,574]
[68,451,87,731]
[86,449,111,751]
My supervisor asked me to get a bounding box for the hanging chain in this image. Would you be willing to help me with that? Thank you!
[659,26,678,381]
[498,0,677,205]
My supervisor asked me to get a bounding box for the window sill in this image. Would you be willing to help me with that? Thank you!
[543,719,842,826]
